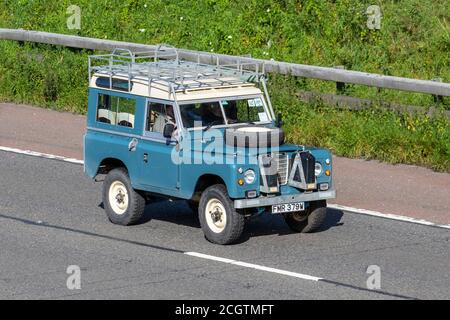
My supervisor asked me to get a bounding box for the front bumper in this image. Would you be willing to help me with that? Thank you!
[234,189,336,209]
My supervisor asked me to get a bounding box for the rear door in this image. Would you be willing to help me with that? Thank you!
[86,89,143,183]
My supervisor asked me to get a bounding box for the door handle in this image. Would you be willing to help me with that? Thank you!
[128,138,138,152]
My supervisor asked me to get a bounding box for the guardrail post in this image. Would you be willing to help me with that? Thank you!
[432,77,444,104]
[335,65,346,94]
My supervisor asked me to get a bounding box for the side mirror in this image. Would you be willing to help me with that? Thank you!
[163,123,175,138]
[276,113,284,128]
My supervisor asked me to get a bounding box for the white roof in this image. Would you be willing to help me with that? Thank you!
[89,74,263,101]
[88,46,266,102]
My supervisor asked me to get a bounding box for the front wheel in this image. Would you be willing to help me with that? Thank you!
[198,184,245,245]
[102,168,145,226]
[283,200,327,233]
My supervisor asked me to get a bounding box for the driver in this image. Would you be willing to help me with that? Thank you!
[153,105,177,137]
[200,102,224,126]
[223,100,238,123]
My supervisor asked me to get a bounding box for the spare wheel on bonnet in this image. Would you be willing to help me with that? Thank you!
[224,125,285,148]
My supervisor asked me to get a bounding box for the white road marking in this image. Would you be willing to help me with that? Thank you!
[328,204,450,230]
[0,146,83,165]
[1,145,449,230]
[185,252,322,281]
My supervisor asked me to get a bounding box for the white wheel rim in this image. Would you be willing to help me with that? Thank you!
[205,198,227,233]
[108,181,129,215]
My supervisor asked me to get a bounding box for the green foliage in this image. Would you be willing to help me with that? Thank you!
[0,0,449,170]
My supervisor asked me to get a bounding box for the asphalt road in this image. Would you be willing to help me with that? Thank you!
[0,150,449,300]
[2,103,450,225]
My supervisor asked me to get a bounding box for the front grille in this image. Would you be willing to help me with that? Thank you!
[287,151,316,190]
[300,151,316,185]
[258,153,279,193]
[258,152,290,193]
[276,152,288,185]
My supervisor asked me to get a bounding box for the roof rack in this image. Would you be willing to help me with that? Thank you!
[88,44,266,96]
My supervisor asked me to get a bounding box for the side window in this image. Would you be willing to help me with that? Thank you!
[146,102,176,134]
[97,94,113,124]
[96,94,136,128]
[115,96,135,128]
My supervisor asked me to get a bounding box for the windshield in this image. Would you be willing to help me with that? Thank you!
[179,97,270,129]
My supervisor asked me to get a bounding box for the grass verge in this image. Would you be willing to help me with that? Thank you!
[0,0,449,171]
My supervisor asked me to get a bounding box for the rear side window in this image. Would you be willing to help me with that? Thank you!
[95,77,132,92]
[97,94,136,128]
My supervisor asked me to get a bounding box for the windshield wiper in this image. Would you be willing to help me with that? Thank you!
[203,120,222,132]
[203,120,255,131]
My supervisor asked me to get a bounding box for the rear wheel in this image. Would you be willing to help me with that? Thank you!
[199,184,244,245]
[102,168,145,226]
[283,200,327,233]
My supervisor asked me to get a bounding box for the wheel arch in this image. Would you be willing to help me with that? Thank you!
[190,174,227,203]
[96,157,128,176]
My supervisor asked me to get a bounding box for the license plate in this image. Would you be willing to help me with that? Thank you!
[272,202,305,214]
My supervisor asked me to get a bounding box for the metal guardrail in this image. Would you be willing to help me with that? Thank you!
[1,28,449,98]
[296,91,450,118]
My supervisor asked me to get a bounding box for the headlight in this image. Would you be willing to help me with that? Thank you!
[315,162,323,176]
[244,169,256,184]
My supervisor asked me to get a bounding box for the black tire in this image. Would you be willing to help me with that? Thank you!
[283,200,327,233]
[224,125,285,148]
[102,168,145,226]
[198,184,245,245]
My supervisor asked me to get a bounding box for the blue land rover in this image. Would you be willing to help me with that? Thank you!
[84,46,336,244]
